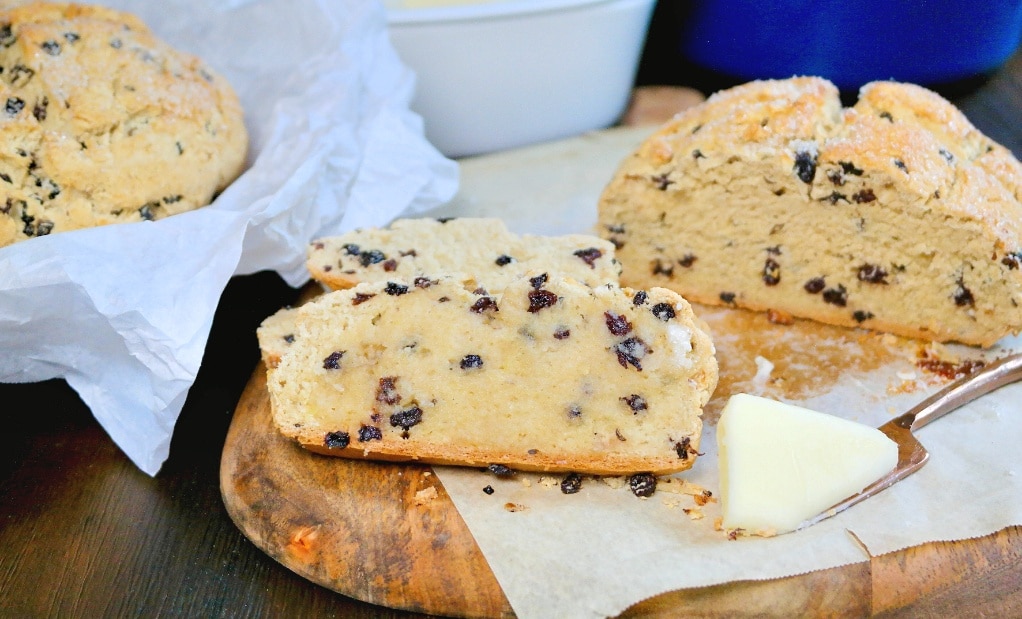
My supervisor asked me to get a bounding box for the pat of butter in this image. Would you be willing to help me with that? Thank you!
[717,393,898,535]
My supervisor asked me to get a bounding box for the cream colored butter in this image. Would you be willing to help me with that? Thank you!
[716,393,898,535]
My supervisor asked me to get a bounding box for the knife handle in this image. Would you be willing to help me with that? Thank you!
[900,352,1022,431]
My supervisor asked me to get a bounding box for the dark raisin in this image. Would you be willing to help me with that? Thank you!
[628,473,657,497]
[5,97,24,115]
[324,431,350,449]
[473,287,489,296]
[36,220,52,236]
[482,485,495,495]
[384,282,409,296]
[553,327,571,340]
[823,285,848,306]
[376,376,401,404]
[0,173,9,184]
[766,245,782,255]
[10,66,32,89]
[651,173,673,190]
[529,273,548,289]
[413,277,436,288]
[692,149,705,159]
[487,463,515,478]
[352,292,375,305]
[762,258,781,286]
[840,161,864,175]
[567,405,582,418]
[574,247,603,268]
[804,277,826,294]
[605,224,625,234]
[0,24,14,48]
[678,253,697,268]
[342,243,361,256]
[1002,252,1022,269]
[32,96,47,122]
[857,264,888,284]
[604,311,632,336]
[438,296,450,303]
[358,425,383,442]
[322,351,345,369]
[389,406,422,431]
[64,32,80,43]
[893,158,908,172]
[613,337,651,371]
[827,168,845,186]
[359,249,386,266]
[621,394,648,413]
[283,334,295,344]
[852,310,874,323]
[852,189,876,203]
[793,148,817,183]
[560,473,583,494]
[719,292,736,304]
[650,302,675,321]
[652,259,674,277]
[632,290,648,306]
[879,111,894,122]
[953,278,974,307]
[528,289,558,313]
[939,148,955,164]
[674,436,693,460]
[41,40,61,55]
[436,217,455,223]
[382,259,398,272]
[823,191,848,204]
[460,354,483,369]
[495,254,514,266]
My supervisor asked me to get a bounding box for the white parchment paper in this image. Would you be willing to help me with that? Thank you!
[426,127,1022,619]
[0,0,458,475]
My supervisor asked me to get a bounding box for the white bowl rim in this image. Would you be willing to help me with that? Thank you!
[386,0,645,25]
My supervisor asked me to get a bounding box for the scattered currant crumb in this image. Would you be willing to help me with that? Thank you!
[682,508,704,520]
[414,486,438,505]
[504,502,527,513]
[537,476,559,488]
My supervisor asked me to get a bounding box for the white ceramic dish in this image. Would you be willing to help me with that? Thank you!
[386,0,656,158]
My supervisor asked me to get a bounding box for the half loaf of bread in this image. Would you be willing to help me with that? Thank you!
[265,274,718,475]
[598,77,1022,347]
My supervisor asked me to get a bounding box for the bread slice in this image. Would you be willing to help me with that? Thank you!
[266,274,718,475]
[598,77,1022,347]
[307,217,621,292]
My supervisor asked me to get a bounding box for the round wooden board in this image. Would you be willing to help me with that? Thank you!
[220,362,1022,617]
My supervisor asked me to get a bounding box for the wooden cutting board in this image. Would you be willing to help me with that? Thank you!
[220,356,1022,618]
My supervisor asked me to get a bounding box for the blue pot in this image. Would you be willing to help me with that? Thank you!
[679,0,1022,91]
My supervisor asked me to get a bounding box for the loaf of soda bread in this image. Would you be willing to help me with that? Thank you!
[598,77,1022,347]
[266,274,718,475]
[0,2,247,247]
[307,217,621,292]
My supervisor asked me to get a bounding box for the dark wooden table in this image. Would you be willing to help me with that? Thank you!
[4,28,1022,619]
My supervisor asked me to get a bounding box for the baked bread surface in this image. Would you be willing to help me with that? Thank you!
[598,76,1022,347]
[266,274,718,475]
[307,217,622,292]
[0,2,247,247]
